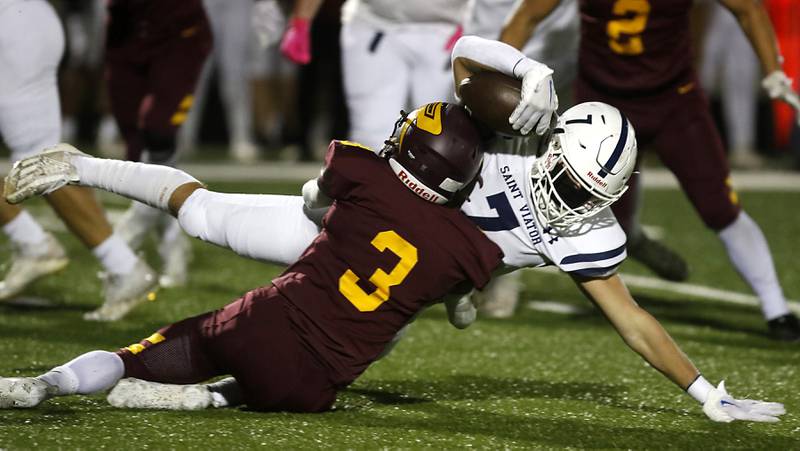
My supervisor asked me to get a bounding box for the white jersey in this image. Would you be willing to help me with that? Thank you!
[460,151,627,276]
[342,0,468,28]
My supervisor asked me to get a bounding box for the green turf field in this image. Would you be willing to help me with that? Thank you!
[0,181,798,449]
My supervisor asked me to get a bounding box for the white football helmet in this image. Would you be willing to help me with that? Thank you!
[529,102,637,227]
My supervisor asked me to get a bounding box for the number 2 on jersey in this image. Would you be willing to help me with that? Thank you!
[339,230,418,312]
[607,0,651,55]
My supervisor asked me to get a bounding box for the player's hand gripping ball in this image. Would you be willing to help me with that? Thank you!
[458,72,524,136]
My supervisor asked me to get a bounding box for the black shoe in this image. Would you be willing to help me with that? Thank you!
[627,233,689,282]
[767,313,800,342]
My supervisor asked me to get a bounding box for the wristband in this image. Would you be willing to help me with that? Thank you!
[686,374,714,404]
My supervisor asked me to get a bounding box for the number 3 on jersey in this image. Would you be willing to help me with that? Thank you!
[607,0,651,55]
[339,230,418,312]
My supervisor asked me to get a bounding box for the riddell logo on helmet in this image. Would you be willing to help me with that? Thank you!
[397,170,442,203]
[586,171,608,188]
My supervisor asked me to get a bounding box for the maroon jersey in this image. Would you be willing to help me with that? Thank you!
[273,141,503,386]
[106,0,208,50]
[578,0,694,95]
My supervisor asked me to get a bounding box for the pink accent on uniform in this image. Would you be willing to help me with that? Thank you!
[280,17,312,65]
[444,26,463,51]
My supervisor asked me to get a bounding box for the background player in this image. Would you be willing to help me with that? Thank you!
[2,99,786,423]
[104,0,213,288]
[0,0,155,320]
[341,0,468,150]
[500,0,800,340]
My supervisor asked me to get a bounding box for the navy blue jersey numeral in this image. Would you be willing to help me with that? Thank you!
[467,192,520,231]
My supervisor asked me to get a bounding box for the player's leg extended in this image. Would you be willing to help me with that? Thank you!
[0,312,222,410]
[341,21,411,150]
[653,88,797,340]
[0,350,124,408]
[7,150,321,265]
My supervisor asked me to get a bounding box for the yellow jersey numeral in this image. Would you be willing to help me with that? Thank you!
[338,230,418,312]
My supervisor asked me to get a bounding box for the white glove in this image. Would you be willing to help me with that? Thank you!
[252,0,286,48]
[4,144,84,204]
[702,381,785,423]
[444,294,476,329]
[509,62,558,136]
[762,70,800,125]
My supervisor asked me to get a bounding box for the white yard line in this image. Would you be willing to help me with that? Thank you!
[527,266,800,314]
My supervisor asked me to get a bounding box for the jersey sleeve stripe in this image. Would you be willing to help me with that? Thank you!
[567,264,621,278]
[560,244,625,265]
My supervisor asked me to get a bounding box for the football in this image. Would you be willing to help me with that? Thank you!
[458,71,523,136]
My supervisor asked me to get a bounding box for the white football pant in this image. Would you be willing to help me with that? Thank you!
[341,21,458,150]
[0,0,64,162]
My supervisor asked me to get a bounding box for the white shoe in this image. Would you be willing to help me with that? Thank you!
[108,378,212,410]
[231,141,260,164]
[158,230,191,288]
[0,234,68,300]
[474,272,521,319]
[84,259,158,321]
[0,377,56,408]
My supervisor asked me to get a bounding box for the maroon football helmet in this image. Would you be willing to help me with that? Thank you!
[381,102,484,206]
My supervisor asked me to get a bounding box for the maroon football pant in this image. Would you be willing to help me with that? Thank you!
[105,20,211,163]
[575,77,741,232]
[118,286,337,412]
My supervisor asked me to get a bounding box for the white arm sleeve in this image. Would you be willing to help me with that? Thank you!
[177,189,321,266]
[451,35,551,79]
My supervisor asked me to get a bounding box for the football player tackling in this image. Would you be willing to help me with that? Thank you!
[0,101,785,420]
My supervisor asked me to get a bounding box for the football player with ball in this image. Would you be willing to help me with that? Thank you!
[0,39,785,423]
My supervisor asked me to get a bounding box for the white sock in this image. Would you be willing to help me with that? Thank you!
[72,155,199,211]
[38,350,125,395]
[2,210,48,250]
[717,212,789,320]
[92,234,138,275]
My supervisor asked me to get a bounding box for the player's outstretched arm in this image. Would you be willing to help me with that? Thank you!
[574,273,785,423]
[498,0,561,50]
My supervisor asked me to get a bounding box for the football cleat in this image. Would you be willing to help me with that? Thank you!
[0,233,68,300]
[108,378,213,410]
[0,377,56,408]
[4,144,84,204]
[767,313,800,342]
[627,232,689,282]
[84,258,158,322]
[474,272,521,319]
